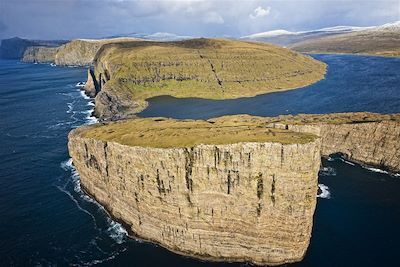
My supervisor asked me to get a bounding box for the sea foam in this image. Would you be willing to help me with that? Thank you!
[60,158,128,244]
[317,184,331,199]
[79,89,91,100]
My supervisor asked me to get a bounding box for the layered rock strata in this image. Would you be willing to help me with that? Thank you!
[269,113,400,173]
[20,38,140,66]
[22,46,57,63]
[68,117,321,266]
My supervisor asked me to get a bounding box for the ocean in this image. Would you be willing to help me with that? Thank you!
[0,55,399,266]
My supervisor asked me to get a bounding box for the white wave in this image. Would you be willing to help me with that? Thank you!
[361,165,400,177]
[320,166,337,176]
[60,158,128,244]
[87,101,95,107]
[79,90,91,100]
[67,102,74,114]
[327,156,334,161]
[340,158,356,166]
[365,167,388,174]
[106,219,128,244]
[317,184,331,199]
[61,158,73,171]
[84,108,99,125]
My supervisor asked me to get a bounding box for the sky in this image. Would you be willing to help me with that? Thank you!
[0,0,399,40]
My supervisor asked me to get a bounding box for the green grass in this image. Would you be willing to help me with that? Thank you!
[93,38,327,102]
[82,116,318,148]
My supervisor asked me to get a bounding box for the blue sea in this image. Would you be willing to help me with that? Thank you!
[0,55,399,266]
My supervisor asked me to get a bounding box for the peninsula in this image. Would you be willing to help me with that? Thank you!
[84,38,326,120]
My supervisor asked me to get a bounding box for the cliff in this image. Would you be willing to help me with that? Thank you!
[22,46,58,63]
[266,113,400,173]
[68,113,400,265]
[68,116,321,265]
[85,38,326,120]
[19,37,140,66]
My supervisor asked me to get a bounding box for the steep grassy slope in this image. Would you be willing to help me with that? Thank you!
[91,38,326,120]
[290,26,400,57]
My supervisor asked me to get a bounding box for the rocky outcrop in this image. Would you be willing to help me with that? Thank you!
[68,117,321,266]
[266,113,400,173]
[82,69,99,97]
[319,121,400,171]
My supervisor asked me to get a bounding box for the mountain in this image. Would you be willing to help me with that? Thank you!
[105,32,195,41]
[240,22,395,47]
[0,37,67,59]
[289,21,400,57]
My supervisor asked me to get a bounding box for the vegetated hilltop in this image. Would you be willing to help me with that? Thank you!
[289,22,400,57]
[22,38,140,66]
[82,116,317,148]
[88,38,326,120]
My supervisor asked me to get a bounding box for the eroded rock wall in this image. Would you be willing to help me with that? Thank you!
[270,115,400,172]
[319,121,400,172]
[22,46,57,63]
[68,130,321,266]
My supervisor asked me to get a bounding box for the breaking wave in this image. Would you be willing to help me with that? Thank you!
[319,166,337,176]
[60,158,128,244]
[317,184,331,199]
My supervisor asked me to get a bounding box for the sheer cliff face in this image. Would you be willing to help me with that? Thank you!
[319,121,400,172]
[22,46,57,63]
[68,128,321,266]
[20,38,140,66]
[269,113,400,172]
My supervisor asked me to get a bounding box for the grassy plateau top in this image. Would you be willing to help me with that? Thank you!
[79,116,318,148]
[93,38,327,102]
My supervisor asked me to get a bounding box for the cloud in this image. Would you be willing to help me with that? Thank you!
[0,20,7,33]
[0,0,398,40]
[203,11,224,24]
[249,6,271,19]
